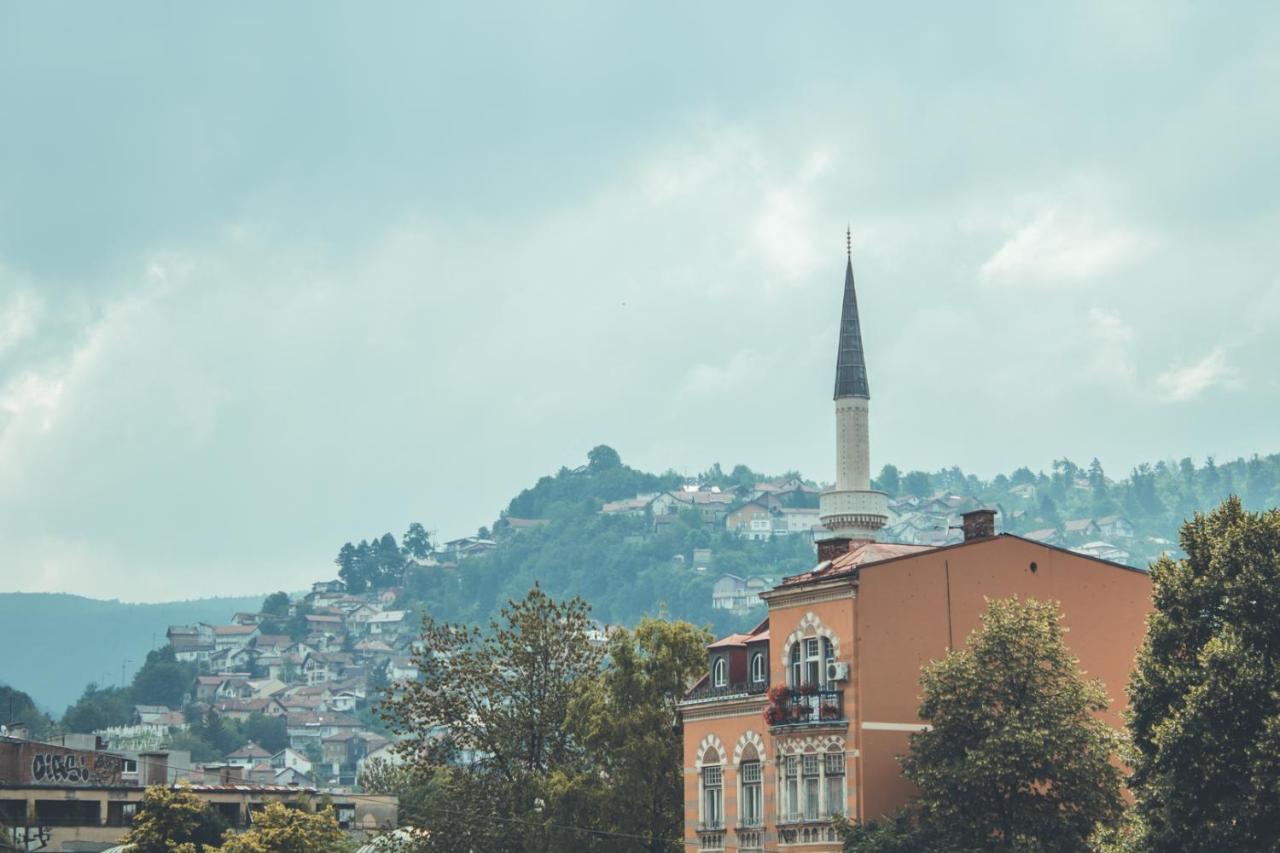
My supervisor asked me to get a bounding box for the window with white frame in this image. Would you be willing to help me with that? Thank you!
[802,753,821,820]
[825,749,846,817]
[804,638,821,686]
[750,652,765,685]
[790,643,802,687]
[740,760,762,827]
[702,765,723,828]
[712,657,727,688]
[783,754,800,821]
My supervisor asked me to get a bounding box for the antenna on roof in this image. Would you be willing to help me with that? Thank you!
[846,224,851,261]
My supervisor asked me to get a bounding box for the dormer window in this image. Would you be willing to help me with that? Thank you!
[712,657,727,688]
[750,651,765,685]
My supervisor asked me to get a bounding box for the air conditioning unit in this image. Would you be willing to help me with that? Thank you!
[827,661,850,682]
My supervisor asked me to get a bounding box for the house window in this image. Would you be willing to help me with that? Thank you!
[750,652,765,685]
[740,760,762,827]
[783,754,799,821]
[804,638,821,686]
[802,753,821,820]
[712,657,727,688]
[825,750,846,817]
[702,765,723,829]
[790,643,802,687]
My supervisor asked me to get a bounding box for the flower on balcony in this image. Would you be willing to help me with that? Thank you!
[798,682,819,696]
[767,684,789,705]
[764,704,786,725]
[819,702,840,721]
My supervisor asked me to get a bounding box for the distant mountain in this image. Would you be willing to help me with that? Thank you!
[0,593,263,713]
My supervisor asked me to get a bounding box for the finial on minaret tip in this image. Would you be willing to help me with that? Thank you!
[846,224,851,260]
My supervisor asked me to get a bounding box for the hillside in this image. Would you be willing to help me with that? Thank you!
[0,593,263,712]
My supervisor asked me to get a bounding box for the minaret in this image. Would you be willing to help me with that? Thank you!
[818,230,888,549]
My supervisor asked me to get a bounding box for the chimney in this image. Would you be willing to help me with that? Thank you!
[817,537,852,563]
[961,509,996,542]
[138,751,169,787]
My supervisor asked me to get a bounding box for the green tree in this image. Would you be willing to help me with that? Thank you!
[559,617,712,852]
[214,803,345,853]
[0,684,54,738]
[846,598,1123,852]
[261,592,291,618]
[1127,497,1280,851]
[902,470,932,498]
[336,542,365,593]
[131,646,197,708]
[587,444,622,472]
[382,585,604,853]
[402,522,432,559]
[875,464,901,497]
[120,783,228,852]
[241,714,288,754]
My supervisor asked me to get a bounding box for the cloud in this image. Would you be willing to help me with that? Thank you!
[682,350,768,397]
[1154,348,1239,402]
[979,206,1143,286]
[1087,308,1137,385]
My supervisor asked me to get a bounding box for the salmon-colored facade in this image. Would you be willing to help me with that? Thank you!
[678,533,1152,851]
[679,245,1152,851]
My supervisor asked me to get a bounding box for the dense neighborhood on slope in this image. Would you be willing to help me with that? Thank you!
[2,445,1276,787]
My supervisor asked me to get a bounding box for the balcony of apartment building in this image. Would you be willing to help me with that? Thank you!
[764,686,846,731]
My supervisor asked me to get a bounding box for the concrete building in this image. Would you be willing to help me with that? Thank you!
[0,737,397,851]
[677,241,1153,852]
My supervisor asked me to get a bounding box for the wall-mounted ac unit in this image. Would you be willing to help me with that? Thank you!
[827,661,850,682]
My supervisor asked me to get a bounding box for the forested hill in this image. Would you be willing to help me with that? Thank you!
[393,446,1280,638]
[0,593,262,712]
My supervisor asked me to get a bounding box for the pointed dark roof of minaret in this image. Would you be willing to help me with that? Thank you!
[833,244,870,399]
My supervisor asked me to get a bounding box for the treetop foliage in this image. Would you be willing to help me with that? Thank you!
[1128,497,1280,851]
[846,597,1124,852]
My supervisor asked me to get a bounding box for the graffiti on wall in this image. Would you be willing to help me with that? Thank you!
[29,750,123,786]
[6,826,51,852]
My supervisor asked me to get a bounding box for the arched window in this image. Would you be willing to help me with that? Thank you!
[739,746,762,828]
[750,652,765,685]
[712,657,727,688]
[701,749,723,829]
[790,643,802,686]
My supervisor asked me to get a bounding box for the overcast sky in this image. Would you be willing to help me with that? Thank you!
[2,3,1277,601]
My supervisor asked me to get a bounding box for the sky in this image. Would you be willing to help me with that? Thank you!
[1,2,1278,601]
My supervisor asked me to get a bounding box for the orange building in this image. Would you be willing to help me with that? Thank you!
[678,240,1153,852]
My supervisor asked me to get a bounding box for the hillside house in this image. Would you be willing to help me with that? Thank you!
[600,494,658,516]
[1097,515,1135,539]
[211,624,259,651]
[1064,518,1101,539]
[224,742,273,768]
[725,502,776,540]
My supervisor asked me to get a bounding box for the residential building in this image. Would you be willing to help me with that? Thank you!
[678,244,1153,852]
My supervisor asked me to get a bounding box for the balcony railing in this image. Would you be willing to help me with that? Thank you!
[697,818,726,832]
[764,687,845,728]
[685,678,769,703]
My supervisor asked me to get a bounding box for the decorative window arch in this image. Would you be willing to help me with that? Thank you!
[780,612,842,685]
[778,612,839,686]
[695,734,726,769]
[696,736,726,830]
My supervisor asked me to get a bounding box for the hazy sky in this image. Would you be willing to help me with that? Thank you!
[2,3,1277,601]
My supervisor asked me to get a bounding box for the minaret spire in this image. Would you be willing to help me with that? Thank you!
[833,234,870,400]
[819,232,888,546]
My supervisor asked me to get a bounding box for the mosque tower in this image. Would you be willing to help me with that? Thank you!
[818,230,889,547]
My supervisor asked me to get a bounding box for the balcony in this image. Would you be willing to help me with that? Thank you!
[685,678,769,703]
[764,687,846,730]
